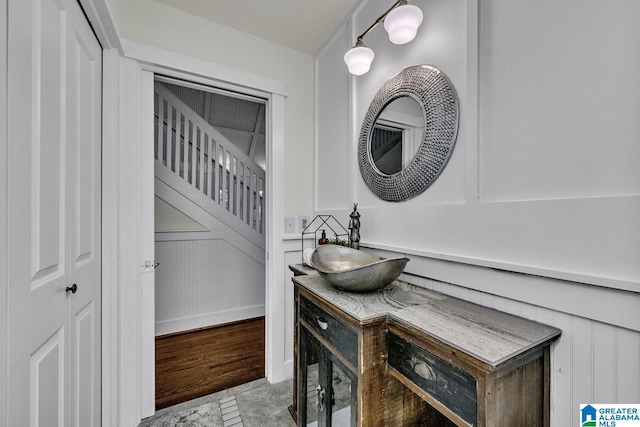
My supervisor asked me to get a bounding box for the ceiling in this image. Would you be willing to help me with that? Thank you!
[160,81,267,169]
[153,0,361,55]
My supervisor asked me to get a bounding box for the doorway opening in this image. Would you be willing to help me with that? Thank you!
[152,76,268,409]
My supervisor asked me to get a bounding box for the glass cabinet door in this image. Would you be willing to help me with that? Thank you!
[300,327,321,427]
[325,352,356,426]
[300,327,357,427]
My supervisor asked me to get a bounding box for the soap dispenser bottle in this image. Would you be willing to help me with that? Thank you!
[318,229,329,245]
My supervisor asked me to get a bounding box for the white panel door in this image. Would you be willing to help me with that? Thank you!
[6,0,102,426]
[67,5,102,425]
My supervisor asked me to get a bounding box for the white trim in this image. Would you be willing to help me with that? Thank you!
[101,48,120,427]
[156,75,268,105]
[121,39,286,98]
[0,0,8,423]
[313,53,320,212]
[346,16,359,211]
[364,240,639,293]
[139,69,156,418]
[117,56,145,425]
[155,305,266,337]
[78,0,122,51]
[364,245,640,332]
[265,93,288,383]
[465,0,480,203]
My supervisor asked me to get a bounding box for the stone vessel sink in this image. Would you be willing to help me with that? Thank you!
[310,245,409,293]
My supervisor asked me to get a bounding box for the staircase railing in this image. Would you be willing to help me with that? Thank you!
[154,83,265,238]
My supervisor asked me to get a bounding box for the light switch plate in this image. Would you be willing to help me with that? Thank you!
[285,216,295,233]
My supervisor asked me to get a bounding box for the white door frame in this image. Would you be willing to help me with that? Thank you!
[0,1,8,425]
[112,39,288,424]
[66,1,120,426]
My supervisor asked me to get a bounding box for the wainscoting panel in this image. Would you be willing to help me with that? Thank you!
[155,238,265,335]
[283,246,301,376]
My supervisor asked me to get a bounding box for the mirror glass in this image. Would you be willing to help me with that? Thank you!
[369,96,424,175]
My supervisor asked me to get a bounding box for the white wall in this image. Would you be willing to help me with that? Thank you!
[110,0,314,217]
[317,0,640,286]
[314,0,640,425]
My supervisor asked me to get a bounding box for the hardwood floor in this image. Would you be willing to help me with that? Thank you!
[155,317,266,410]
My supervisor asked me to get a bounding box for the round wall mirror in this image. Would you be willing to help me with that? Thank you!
[358,65,459,202]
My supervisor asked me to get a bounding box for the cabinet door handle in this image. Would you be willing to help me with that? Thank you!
[411,357,436,381]
[316,317,329,330]
[315,385,325,412]
[66,283,78,294]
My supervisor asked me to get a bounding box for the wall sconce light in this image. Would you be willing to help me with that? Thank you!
[344,0,423,76]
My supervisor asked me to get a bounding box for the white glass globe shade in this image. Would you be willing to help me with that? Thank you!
[383,4,423,45]
[344,46,375,76]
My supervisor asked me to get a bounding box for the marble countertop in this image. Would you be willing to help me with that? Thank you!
[293,273,446,322]
[292,271,561,368]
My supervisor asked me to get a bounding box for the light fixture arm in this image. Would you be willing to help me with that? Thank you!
[344,0,421,75]
[352,0,408,47]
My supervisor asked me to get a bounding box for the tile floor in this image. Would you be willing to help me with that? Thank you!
[139,378,297,427]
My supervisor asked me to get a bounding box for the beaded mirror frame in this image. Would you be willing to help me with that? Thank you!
[358,65,459,202]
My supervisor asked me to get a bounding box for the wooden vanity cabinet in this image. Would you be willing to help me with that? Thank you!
[292,276,460,427]
[291,269,560,427]
[295,285,388,426]
[387,319,551,427]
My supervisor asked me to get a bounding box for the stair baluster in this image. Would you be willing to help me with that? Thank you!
[154,83,265,244]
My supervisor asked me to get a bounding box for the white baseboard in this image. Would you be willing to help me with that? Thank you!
[155,305,266,336]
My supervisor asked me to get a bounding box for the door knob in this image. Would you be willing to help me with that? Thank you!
[66,283,78,294]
